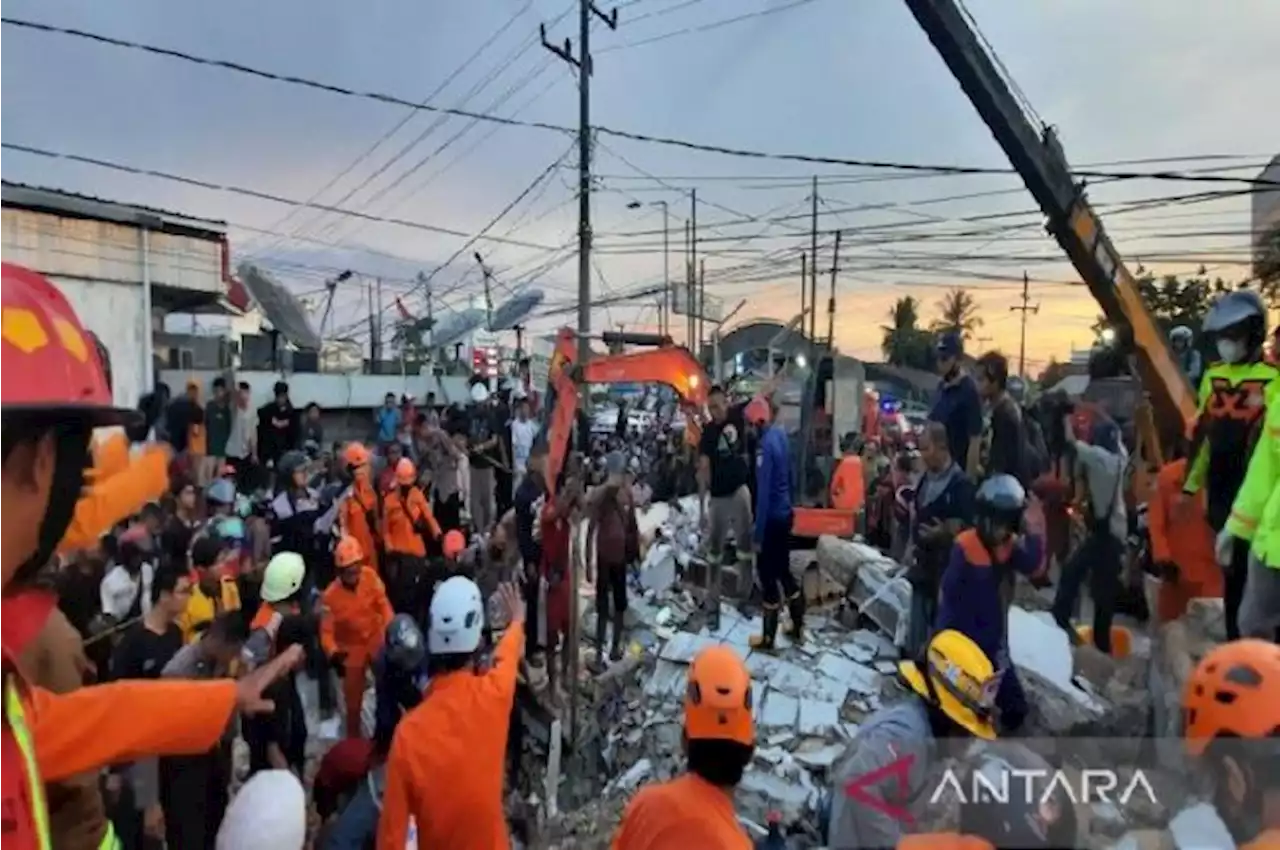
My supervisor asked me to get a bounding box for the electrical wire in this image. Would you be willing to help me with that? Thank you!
[7,17,1278,188]
[249,0,539,254]
[599,0,826,53]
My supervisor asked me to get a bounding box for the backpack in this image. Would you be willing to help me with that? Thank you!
[1020,409,1050,483]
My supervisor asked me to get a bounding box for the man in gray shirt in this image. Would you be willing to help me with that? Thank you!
[225,381,257,491]
[1051,416,1127,655]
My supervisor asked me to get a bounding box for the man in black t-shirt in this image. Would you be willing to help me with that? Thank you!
[467,386,506,532]
[697,385,757,628]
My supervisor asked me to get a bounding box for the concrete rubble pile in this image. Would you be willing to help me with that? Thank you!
[530,525,1234,849]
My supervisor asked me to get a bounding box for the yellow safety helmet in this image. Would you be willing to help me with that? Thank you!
[899,629,998,739]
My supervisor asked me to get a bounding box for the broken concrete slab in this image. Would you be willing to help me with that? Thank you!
[815,535,890,589]
[657,631,719,664]
[765,658,818,697]
[758,690,799,730]
[797,699,841,736]
[643,659,687,699]
[816,652,880,696]
[849,559,912,645]
[1008,607,1104,711]
[1167,802,1234,850]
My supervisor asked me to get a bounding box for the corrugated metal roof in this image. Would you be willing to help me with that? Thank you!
[1,181,227,240]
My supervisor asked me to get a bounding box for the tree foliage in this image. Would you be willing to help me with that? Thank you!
[1089,272,1251,346]
[881,295,938,370]
[931,287,984,340]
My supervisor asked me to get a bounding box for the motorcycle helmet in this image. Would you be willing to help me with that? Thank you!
[277,450,308,481]
[385,613,426,671]
[206,477,236,507]
[1203,290,1267,364]
[975,474,1026,545]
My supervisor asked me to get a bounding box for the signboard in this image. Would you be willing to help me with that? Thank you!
[669,284,723,322]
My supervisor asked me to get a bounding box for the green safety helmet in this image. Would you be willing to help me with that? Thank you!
[261,551,306,603]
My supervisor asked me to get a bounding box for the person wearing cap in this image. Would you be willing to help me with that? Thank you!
[378,578,526,850]
[612,645,755,850]
[827,630,1004,849]
[587,449,640,665]
[320,536,396,739]
[746,394,804,650]
[929,330,984,478]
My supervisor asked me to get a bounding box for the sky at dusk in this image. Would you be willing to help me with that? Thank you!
[4,0,1277,375]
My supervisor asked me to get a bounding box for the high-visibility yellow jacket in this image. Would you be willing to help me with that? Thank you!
[1226,383,1280,569]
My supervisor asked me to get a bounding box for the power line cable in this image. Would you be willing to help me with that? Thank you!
[1,141,559,250]
[250,0,537,253]
[599,0,825,52]
[7,17,1277,188]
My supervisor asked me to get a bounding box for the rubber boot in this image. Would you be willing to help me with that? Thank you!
[591,614,609,673]
[784,591,806,642]
[609,626,625,662]
[749,604,780,651]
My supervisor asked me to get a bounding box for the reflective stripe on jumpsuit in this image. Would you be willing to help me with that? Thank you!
[5,679,121,850]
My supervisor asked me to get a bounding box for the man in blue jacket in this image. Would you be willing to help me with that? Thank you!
[747,394,802,650]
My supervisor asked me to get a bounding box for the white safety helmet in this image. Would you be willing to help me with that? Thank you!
[261,552,306,604]
[428,575,485,655]
[215,770,306,850]
[469,381,491,404]
[1170,325,1194,344]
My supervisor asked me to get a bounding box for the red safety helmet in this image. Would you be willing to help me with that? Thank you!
[2,262,137,426]
[744,396,771,426]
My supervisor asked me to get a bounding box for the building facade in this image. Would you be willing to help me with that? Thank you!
[2,182,233,408]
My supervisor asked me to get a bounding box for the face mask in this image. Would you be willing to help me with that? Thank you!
[1216,339,1245,364]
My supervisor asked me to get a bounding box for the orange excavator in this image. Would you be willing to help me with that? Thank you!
[542,327,709,492]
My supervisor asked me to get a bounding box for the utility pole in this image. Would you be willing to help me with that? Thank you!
[1011,271,1040,377]
[541,0,617,371]
[809,176,819,343]
[419,271,435,366]
[800,252,807,350]
[698,259,706,361]
[373,277,384,375]
[366,280,376,376]
[474,252,495,330]
[690,188,698,356]
[826,230,841,351]
[660,201,670,337]
[684,218,693,347]
[540,0,617,752]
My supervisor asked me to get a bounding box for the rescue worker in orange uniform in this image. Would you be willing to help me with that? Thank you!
[1148,427,1222,623]
[58,432,170,554]
[1182,639,1280,849]
[320,535,396,738]
[0,262,302,850]
[378,577,525,850]
[380,457,440,614]
[612,645,756,850]
[830,433,866,515]
[339,442,381,575]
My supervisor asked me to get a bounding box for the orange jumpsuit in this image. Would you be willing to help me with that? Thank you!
[2,594,237,850]
[319,568,395,738]
[341,478,382,574]
[1149,458,1223,623]
[611,773,752,850]
[830,454,865,513]
[59,440,170,553]
[381,486,440,558]
[378,622,524,850]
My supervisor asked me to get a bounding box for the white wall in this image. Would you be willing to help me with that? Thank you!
[159,369,472,410]
[56,276,147,409]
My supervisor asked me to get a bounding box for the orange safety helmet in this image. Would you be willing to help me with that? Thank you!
[744,396,771,426]
[2,262,136,426]
[334,535,365,569]
[1183,639,1280,757]
[394,457,417,486]
[442,529,466,559]
[343,442,371,469]
[684,645,754,747]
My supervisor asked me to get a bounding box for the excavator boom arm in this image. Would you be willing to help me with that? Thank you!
[542,328,709,491]
[902,0,1197,436]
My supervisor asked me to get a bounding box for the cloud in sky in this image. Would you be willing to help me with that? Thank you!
[3,0,1276,372]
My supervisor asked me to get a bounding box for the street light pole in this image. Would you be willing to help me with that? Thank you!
[628,199,670,336]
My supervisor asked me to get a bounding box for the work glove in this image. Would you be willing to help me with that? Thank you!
[1214,528,1235,568]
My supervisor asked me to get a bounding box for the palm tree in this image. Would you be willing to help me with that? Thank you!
[932,287,983,340]
[881,296,929,366]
